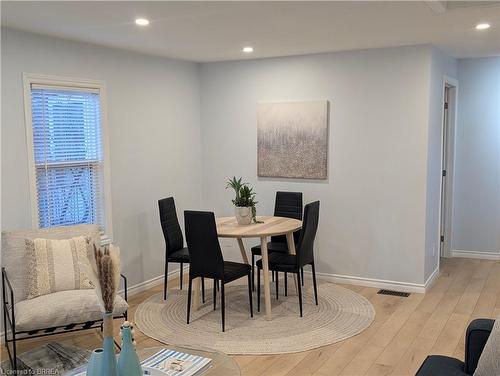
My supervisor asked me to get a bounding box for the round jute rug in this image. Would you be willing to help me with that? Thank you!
[134,280,375,355]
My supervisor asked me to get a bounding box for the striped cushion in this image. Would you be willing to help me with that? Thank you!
[26,236,92,299]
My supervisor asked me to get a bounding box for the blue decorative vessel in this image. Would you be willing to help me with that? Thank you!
[86,348,103,376]
[118,322,142,376]
[101,312,118,376]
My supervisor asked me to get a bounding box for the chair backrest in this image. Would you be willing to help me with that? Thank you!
[296,201,320,267]
[271,191,303,243]
[2,224,100,303]
[158,197,184,256]
[184,211,224,279]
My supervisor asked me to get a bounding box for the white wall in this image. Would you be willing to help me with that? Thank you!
[1,28,202,288]
[452,57,500,255]
[2,27,472,291]
[200,45,436,287]
[424,47,458,280]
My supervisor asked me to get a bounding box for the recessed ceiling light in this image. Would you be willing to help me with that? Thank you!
[135,18,150,26]
[242,46,254,53]
[475,23,490,30]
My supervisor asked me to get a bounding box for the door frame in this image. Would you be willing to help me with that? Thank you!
[438,76,459,260]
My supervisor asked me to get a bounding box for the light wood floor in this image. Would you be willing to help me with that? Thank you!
[2,257,499,375]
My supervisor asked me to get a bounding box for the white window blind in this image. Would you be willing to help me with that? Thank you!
[30,85,105,229]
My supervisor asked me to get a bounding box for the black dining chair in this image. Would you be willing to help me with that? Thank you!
[158,197,204,301]
[250,191,303,291]
[256,201,320,317]
[184,210,253,332]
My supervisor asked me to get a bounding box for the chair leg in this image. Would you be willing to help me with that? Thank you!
[213,279,217,310]
[275,271,279,300]
[284,272,288,297]
[202,277,205,303]
[312,262,318,305]
[297,271,303,317]
[272,270,275,282]
[163,260,169,300]
[186,276,192,324]
[257,267,261,312]
[247,273,253,318]
[179,262,183,290]
[221,282,226,332]
[251,253,255,291]
[301,267,304,286]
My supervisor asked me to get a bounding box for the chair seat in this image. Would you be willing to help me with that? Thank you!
[168,247,190,262]
[14,289,128,332]
[223,261,251,283]
[416,355,467,376]
[256,252,297,273]
[251,242,290,256]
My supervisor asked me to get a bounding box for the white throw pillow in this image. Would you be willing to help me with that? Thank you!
[26,236,93,299]
[474,315,500,376]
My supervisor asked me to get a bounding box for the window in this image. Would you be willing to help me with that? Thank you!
[24,74,112,243]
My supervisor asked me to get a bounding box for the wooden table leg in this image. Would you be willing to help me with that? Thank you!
[286,232,299,292]
[192,277,201,311]
[237,238,250,264]
[260,236,272,320]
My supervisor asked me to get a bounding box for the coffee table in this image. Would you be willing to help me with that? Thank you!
[67,345,240,375]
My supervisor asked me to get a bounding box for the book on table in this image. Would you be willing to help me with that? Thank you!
[142,348,212,376]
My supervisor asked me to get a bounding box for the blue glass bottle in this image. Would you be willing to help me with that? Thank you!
[86,348,103,376]
[118,321,142,376]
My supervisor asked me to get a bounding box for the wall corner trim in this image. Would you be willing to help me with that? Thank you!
[424,266,440,292]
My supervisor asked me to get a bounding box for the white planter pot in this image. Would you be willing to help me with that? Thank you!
[235,206,253,225]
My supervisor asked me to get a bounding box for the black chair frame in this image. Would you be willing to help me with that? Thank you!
[187,273,253,333]
[257,201,320,317]
[257,262,318,317]
[251,191,304,291]
[184,211,253,332]
[159,197,205,302]
[2,267,128,371]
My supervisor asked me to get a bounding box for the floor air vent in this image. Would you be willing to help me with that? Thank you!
[377,289,410,297]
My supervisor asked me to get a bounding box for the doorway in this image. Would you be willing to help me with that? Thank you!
[439,77,458,258]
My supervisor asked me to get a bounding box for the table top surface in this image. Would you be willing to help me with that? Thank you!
[216,216,302,238]
[138,346,240,376]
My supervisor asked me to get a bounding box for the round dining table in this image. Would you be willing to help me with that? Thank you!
[191,215,302,320]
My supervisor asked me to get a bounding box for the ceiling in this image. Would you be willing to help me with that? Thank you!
[2,1,499,62]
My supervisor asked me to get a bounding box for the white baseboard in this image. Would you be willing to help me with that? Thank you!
[307,270,427,293]
[119,269,180,297]
[451,249,500,260]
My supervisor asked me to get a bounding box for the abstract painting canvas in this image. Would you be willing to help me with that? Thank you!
[257,100,329,179]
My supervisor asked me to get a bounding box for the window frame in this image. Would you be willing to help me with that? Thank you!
[23,73,113,244]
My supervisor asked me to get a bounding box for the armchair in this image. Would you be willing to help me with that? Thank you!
[416,318,495,375]
[1,224,128,371]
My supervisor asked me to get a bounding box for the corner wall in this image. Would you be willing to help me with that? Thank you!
[200,45,436,288]
[424,47,458,281]
[1,28,203,288]
[451,57,500,258]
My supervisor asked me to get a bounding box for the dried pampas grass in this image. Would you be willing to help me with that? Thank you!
[80,240,121,313]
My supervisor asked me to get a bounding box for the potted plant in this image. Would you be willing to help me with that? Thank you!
[226,177,258,225]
